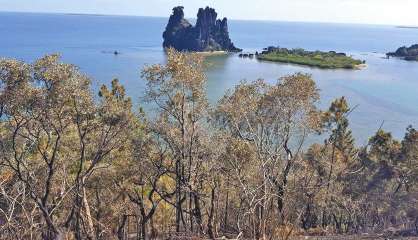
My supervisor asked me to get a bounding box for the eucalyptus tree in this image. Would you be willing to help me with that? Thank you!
[357,127,418,233]
[141,48,210,233]
[0,55,135,239]
[213,73,321,238]
[319,97,357,229]
[1,50,416,240]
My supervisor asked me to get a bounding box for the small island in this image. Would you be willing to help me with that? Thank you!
[387,44,418,61]
[162,6,241,53]
[255,46,365,69]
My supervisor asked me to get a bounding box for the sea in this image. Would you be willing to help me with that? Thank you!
[1,12,418,143]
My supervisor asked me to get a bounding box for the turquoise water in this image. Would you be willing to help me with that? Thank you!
[1,12,417,142]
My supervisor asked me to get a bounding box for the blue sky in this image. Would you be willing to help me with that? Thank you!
[1,0,418,25]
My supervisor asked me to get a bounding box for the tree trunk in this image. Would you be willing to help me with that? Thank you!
[140,220,147,240]
[193,192,203,234]
[117,215,127,240]
[175,159,182,232]
[207,188,216,239]
[277,137,293,222]
[38,204,61,240]
[83,186,95,239]
[42,227,62,240]
[223,178,230,230]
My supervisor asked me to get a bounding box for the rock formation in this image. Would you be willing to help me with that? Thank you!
[162,6,241,52]
[387,44,418,61]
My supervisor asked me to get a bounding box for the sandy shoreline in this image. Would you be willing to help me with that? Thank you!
[354,63,367,70]
[195,51,228,56]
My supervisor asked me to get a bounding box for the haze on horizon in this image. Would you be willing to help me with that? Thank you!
[1,0,417,26]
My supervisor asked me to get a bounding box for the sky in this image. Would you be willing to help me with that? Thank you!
[1,0,418,26]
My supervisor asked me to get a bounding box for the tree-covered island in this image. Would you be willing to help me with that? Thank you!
[255,46,365,69]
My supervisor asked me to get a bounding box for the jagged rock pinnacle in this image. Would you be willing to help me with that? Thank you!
[163,6,242,52]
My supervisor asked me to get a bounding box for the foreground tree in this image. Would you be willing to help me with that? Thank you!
[141,48,211,235]
[213,73,321,238]
[320,97,357,229]
[0,50,417,240]
[0,55,135,239]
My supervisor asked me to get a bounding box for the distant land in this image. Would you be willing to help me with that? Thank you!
[65,13,108,16]
[396,26,418,29]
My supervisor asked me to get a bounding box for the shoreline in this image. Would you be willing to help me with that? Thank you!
[163,49,229,56]
[195,51,228,56]
[354,63,367,70]
[256,57,366,70]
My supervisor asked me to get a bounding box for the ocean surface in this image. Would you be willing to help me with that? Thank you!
[1,12,418,143]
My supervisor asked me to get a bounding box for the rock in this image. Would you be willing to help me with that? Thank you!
[162,6,242,52]
[387,44,418,61]
[405,56,418,61]
[267,46,277,52]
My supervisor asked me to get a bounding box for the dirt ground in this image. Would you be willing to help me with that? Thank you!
[291,235,418,240]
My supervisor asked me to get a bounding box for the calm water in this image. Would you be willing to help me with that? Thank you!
[1,12,418,142]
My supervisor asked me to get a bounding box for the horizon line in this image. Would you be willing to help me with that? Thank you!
[1,10,413,28]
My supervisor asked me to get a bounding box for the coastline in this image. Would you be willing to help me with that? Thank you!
[195,51,228,56]
[162,49,229,56]
[256,56,366,70]
[354,63,367,70]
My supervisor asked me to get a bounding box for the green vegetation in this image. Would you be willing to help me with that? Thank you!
[257,47,365,69]
[0,49,416,240]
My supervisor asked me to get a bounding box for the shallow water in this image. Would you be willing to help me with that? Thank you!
[0,12,417,142]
